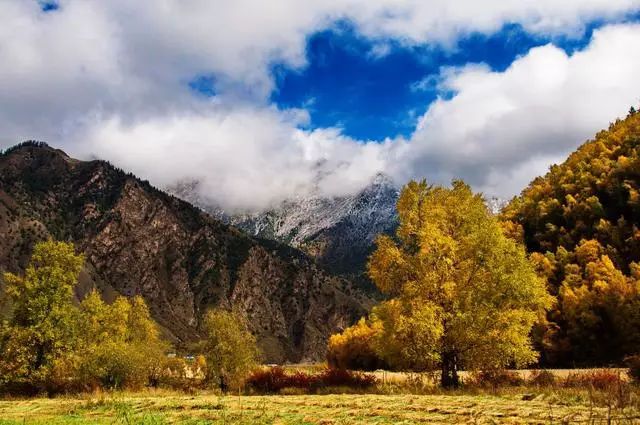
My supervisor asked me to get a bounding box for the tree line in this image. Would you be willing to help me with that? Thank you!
[0,241,258,395]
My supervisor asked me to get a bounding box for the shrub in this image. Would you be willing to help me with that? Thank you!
[626,355,640,383]
[528,370,556,387]
[317,368,377,388]
[246,367,291,393]
[246,367,377,393]
[469,369,525,389]
[327,319,387,371]
[562,370,624,390]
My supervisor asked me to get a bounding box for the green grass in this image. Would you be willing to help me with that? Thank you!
[0,389,639,424]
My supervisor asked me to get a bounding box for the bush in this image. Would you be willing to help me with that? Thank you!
[246,367,292,393]
[246,367,377,393]
[469,369,524,389]
[317,368,377,388]
[562,370,624,390]
[626,355,640,383]
[327,319,387,371]
[527,370,556,387]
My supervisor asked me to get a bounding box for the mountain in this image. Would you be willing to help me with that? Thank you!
[171,175,507,290]
[0,142,369,362]
[485,196,509,215]
[171,174,400,290]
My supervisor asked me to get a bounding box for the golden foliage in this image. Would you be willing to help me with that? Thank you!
[503,112,640,365]
[364,180,551,386]
[327,318,386,371]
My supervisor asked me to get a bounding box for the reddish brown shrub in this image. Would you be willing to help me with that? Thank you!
[246,367,377,393]
[317,368,377,388]
[562,370,624,390]
[246,367,290,393]
[469,369,525,388]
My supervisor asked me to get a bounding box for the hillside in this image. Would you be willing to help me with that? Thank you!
[503,110,640,365]
[172,176,506,292]
[171,174,400,290]
[0,142,369,363]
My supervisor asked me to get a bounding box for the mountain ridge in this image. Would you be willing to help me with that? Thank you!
[170,174,507,288]
[0,142,369,362]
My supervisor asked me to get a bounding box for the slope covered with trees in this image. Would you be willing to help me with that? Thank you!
[502,109,640,365]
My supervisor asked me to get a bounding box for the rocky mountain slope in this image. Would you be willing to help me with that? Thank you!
[0,142,369,362]
[171,175,507,289]
[171,174,400,289]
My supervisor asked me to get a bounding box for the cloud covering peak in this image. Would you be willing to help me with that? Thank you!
[1,1,640,209]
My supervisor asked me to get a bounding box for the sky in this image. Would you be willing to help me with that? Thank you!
[1,1,640,210]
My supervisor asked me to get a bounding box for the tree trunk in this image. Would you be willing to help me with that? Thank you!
[441,351,460,388]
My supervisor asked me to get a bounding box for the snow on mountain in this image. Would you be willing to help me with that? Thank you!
[169,175,506,284]
[169,173,399,284]
[486,196,509,215]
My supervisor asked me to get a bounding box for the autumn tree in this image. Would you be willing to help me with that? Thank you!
[0,241,83,391]
[368,180,552,387]
[200,309,260,391]
[0,240,168,393]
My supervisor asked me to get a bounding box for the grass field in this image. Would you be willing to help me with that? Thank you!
[1,389,639,424]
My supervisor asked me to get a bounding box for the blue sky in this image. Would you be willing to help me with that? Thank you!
[272,14,639,141]
[3,1,640,209]
[271,22,547,140]
[184,10,640,142]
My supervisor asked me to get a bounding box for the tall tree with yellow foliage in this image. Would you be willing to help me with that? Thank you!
[368,180,552,387]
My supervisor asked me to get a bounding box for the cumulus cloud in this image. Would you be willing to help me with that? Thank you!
[1,1,640,209]
[407,23,640,197]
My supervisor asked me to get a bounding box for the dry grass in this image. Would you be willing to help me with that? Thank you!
[284,365,631,381]
[352,368,632,386]
[0,387,639,424]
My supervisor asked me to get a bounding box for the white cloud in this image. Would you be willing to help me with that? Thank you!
[75,105,404,210]
[406,23,640,197]
[0,1,640,209]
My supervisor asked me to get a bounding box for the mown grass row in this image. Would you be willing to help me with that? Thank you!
[1,367,640,424]
[0,390,639,424]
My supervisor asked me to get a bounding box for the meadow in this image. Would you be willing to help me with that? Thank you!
[1,369,639,425]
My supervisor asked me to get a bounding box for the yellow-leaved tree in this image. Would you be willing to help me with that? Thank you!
[200,309,260,391]
[0,240,168,394]
[368,180,552,387]
[0,241,84,392]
